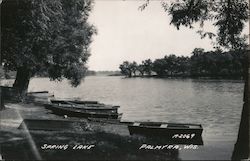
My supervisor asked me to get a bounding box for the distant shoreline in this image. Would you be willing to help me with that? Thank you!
[0,74,244,80]
[115,74,244,80]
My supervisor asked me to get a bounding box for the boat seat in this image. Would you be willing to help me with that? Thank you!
[133,122,140,126]
[160,124,168,128]
[189,125,200,129]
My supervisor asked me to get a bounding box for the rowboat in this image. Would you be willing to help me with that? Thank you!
[50,99,119,108]
[25,91,54,104]
[45,103,118,113]
[51,99,99,105]
[127,122,203,141]
[44,104,122,119]
[45,99,121,119]
[49,99,119,113]
[87,118,203,144]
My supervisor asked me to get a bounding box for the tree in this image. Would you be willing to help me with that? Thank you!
[119,61,132,77]
[137,64,145,76]
[175,56,190,75]
[1,0,96,95]
[140,0,248,50]
[165,54,179,76]
[142,59,153,76]
[189,48,246,78]
[190,48,206,76]
[130,61,138,76]
[152,58,167,77]
[140,2,249,157]
[119,61,138,77]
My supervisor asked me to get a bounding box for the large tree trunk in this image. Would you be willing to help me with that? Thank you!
[13,66,31,96]
[231,2,250,158]
[0,87,4,110]
[128,71,132,78]
[231,50,249,160]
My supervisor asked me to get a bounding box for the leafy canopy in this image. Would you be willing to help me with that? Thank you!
[140,0,248,49]
[1,0,96,86]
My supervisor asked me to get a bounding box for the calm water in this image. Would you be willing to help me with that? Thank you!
[28,76,244,140]
[2,76,244,159]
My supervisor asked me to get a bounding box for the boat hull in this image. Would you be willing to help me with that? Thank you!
[46,103,118,113]
[45,104,121,119]
[128,122,203,144]
[50,99,119,110]
[128,126,202,137]
[51,99,99,105]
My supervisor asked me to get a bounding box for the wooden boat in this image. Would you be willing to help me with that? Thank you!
[87,118,203,145]
[44,104,122,119]
[51,99,99,105]
[27,91,51,94]
[50,99,120,109]
[45,103,118,113]
[25,91,54,104]
[127,122,203,140]
[49,99,119,113]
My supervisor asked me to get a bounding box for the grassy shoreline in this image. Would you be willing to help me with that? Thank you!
[116,74,244,80]
[0,102,180,160]
[0,100,240,160]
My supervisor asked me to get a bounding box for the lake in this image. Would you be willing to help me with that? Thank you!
[28,76,244,139]
[4,76,244,160]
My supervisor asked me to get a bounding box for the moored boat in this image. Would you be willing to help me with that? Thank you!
[51,99,99,105]
[127,121,203,142]
[25,91,54,104]
[49,99,119,113]
[45,103,118,113]
[50,99,119,109]
[44,103,122,119]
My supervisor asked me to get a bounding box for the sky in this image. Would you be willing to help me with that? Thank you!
[87,0,248,71]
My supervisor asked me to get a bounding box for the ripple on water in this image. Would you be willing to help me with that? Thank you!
[28,76,244,142]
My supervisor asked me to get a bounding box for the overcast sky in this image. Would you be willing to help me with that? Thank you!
[87,0,248,71]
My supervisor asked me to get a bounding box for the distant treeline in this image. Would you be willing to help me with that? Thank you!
[35,70,97,77]
[0,69,97,79]
[119,48,246,79]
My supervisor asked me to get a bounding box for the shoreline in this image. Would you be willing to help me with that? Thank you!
[114,75,244,80]
[0,101,239,160]
[0,102,180,160]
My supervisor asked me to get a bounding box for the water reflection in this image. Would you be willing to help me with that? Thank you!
[26,76,244,159]
[0,76,243,160]
[191,79,243,93]
[27,77,243,139]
